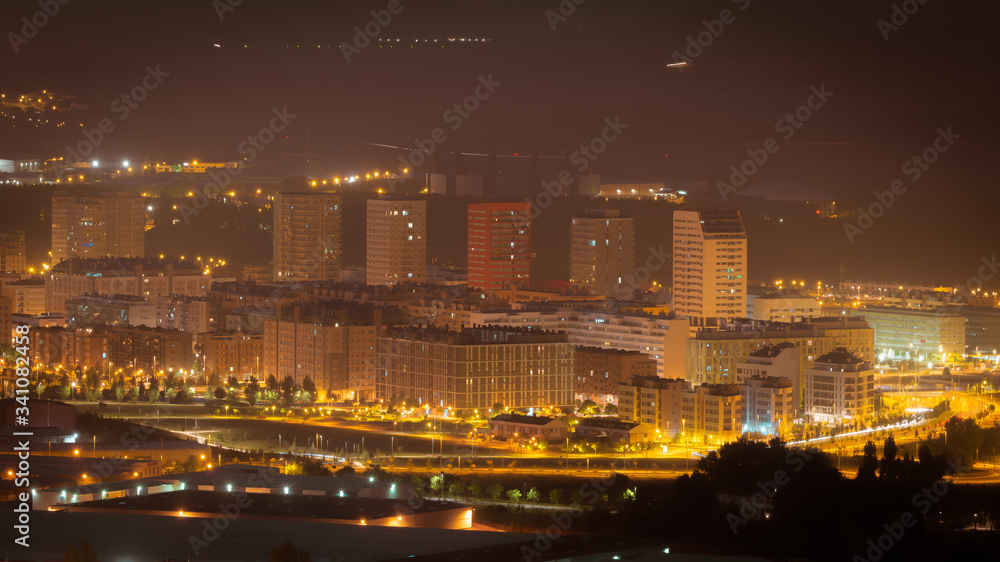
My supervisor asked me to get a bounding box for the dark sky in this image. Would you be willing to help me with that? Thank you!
[3,0,999,285]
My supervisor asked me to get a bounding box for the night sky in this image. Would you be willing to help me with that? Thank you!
[3,0,999,284]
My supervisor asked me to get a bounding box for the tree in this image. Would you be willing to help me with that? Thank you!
[63,538,98,562]
[526,487,540,504]
[280,376,297,406]
[214,387,227,400]
[448,482,465,499]
[549,488,563,504]
[491,402,505,413]
[467,476,483,499]
[506,489,522,503]
[270,540,312,562]
[579,399,597,414]
[857,441,879,482]
[430,475,444,495]
[207,369,222,388]
[302,376,317,396]
[266,374,279,392]
[879,436,899,480]
[245,377,261,406]
[227,374,240,389]
[487,481,504,501]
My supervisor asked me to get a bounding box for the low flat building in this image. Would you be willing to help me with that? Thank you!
[858,306,964,362]
[574,418,656,443]
[66,294,156,328]
[488,413,569,442]
[749,294,821,323]
[2,277,45,315]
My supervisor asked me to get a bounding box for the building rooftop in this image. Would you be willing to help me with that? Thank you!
[576,417,642,431]
[383,325,568,345]
[490,413,563,426]
[748,342,797,358]
[815,347,866,365]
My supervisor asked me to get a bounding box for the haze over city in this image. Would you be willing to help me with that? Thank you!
[1,1,999,561]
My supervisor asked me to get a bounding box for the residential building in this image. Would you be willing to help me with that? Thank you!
[106,326,194,375]
[672,209,747,330]
[197,332,264,380]
[618,376,690,436]
[375,326,574,410]
[686,317,873,386]
[682,384,744,443]
[157,296,212,334]
[734,343,802,413]
[804,348,875,424]
[742,376,794,435]
[858,307,965,361]
[264,307,381,401]
[470,309,688,378]
[51,192,145,263]
[46,258,209,314]
[273,192,342,282]
[1,278,46,315]
[749,294,822,323]
[569,209,634,298]
[574,347,657,405]
[0,232,26,273]
[467,202,531,290]
[488,413,569,442]
[0,295,10,340]
[366,197,426,285]
[65,295,156,328]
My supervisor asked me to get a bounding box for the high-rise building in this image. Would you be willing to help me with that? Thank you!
[467,202,531,290]
[51,192,145,263]
[570,209,634,297]
[366,197,426,286]
[273,192,342,282]
[673,210,747,329]
[804,348,875,424]
[0,231,26,273]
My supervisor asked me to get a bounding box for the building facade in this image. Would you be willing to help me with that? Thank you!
[749,294,822,323]
[467,202,531,290]
[273,192,342,282]
[1,278,45,315]
[574,347,657,405]
[569,209,634,298]
[742,376,794,435]
[106,326,193,375]
[858,307,965,361]
[672,210,747,329]
[804,348,875,424]
[65,295,156,328]
[366,197,426,286]
[734,342,801,413]
[0,231,26,273]
[682,384,744,443]
[51,192,145,263]
[375,326,574,410]
[46,259,210,314]
[197,332,265,380]
[618,376,690,436]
